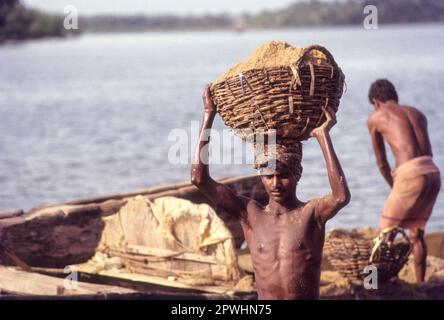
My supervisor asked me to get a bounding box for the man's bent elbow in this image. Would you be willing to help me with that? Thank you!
[336,190,351,207]
[191,173,204,187]
[191,175,201,187]
[190,168,208,188]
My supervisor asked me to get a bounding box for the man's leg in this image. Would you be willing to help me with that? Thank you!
[410,228,427,283]
[409,172,441,283]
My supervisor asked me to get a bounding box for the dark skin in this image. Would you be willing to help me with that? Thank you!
[191,85,350,300]
[367,99,435,283]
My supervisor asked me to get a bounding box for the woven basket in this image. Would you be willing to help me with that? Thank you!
[324,228,412,283]
[210,45,345,141]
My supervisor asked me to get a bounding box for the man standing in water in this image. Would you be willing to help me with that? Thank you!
[191,85,350,299]
[367,79,441,283]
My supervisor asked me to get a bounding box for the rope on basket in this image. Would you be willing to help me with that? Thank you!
[315,99,329,127]
[295,117,311,139]
[288,96,294,114]
[263,68,270,83]
[238,73,253,96]
[309,62,315,96]
[226,79,236,98]
[253,102,270,131]
[290,65,302,90]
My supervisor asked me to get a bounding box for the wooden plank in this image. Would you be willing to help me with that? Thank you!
[83,269,239,296]
[29,266,211,295]
[125,263,226,281]
[28,266,255,298]
[0,244,32,271]
[0,266,136,297]
[122,245,220,264]
[108,250,218,268]
[0,209,24,220]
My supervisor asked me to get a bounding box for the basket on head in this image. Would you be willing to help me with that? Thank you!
[324,227,412,283]
[210,42,345,141]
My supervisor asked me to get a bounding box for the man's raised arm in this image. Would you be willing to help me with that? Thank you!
[191,85,247,220]
[311,108,351,225]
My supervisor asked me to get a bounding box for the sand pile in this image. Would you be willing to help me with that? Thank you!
[399,256,444,284]
[320,256,444,299]
[213,41,327,85]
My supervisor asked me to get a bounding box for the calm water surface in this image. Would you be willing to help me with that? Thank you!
[0,24,443,231]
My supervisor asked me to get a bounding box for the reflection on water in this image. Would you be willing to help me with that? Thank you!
[0,24,443,231]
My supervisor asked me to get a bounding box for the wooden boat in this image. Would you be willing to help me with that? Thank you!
[0,175,265,299]
[1,174,444,299]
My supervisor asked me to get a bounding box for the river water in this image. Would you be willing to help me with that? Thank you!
[0,24,443,231]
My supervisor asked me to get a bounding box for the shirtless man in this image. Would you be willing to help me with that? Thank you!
[191,85,350,299]
[367,79,441,283]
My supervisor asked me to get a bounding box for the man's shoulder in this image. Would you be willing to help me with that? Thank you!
[306,196,326,210]
[369,108,388,118]
[367,110,385,128]
[400,104,416,112]
[401,105,426,119]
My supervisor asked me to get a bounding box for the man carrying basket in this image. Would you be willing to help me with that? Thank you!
[191,85,350,300]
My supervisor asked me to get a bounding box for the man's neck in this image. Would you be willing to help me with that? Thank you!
[376,100,398,110]
[267,196,300,215]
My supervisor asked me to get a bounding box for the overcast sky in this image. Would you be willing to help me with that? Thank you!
[23,0,307,16]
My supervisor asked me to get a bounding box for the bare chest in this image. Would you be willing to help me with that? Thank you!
[245,209,322,259]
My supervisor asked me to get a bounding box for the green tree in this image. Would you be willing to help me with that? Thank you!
[0,0,76,41]
[0,0,17,26]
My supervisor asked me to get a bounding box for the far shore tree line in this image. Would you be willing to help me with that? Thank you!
[0,0,77,41]
[1,0,444,41]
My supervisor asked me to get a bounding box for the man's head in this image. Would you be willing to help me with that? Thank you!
[259,160,299,204]
[254,141,302,204]
[368,79,398,107]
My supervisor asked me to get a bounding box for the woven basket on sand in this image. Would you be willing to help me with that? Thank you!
[210,42,345,142]
[324,227,412,283]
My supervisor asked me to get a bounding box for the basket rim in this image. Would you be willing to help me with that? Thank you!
[211,63,344,90]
